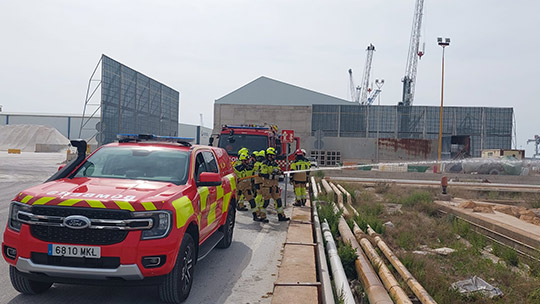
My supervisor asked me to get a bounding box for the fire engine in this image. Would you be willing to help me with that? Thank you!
[3,134,237,303]
[213,125,300,171]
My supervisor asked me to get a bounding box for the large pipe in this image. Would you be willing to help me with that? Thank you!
[322,220,355,304]
[337,217,393,304]
[353,224,412,304]
[314,203,335,304]
[321,179,333,196]
[336,184,359,217]
[367,226,437,304]
[329,182,350,217]
[311,176,319,200]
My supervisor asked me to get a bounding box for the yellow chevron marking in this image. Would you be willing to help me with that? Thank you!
[114,201,135,211]
[86,200,106,208]
[208,202,218,225]
[198,187,209,211]
[142,202,157,211]
[32,197,56,205]
[20,195,33,204]
[222,192,232,214]
[216,186,224,200]
[172,196,194,228]
[58,199,82,206]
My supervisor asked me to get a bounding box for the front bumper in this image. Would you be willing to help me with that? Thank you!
[3,224,182,281]
[16,257,143,280]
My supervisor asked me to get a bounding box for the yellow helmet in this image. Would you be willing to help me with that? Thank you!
[239,153,248,161]
[258,150,266,157]
[238,147,249,155]
[266,147,276,155]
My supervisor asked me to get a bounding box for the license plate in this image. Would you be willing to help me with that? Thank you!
[48,244,101,258]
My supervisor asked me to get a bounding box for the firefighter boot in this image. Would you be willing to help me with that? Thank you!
[252,212,261,222]
[301,199,306,206]
[237,202,248,211]
[278,213,290,222]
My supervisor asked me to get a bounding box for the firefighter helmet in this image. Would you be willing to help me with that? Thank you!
[238,147,249,155]
[259,150,266,157]
[239,153,248,161]
[295,149,303,155]
[301,148,307,156]
[266,147,276,155]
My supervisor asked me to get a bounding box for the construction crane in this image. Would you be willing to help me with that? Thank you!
[349,44,376,105]
[348,69,361,103]
[400,0,425,106]
[528,135,540,158]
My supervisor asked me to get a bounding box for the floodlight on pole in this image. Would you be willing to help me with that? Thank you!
[437,37,450,171]
[375,79,384,163]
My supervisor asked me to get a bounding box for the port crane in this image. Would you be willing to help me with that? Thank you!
[400,0,425,106]
[528,135,540,158]
[349,44,377,105]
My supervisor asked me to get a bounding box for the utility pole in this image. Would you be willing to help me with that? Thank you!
[375,79,384,163]
[437,37,450,170]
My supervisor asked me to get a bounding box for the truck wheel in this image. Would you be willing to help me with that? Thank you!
[9,266,52,295]
[159,234,195,303]
[217,203,236,249]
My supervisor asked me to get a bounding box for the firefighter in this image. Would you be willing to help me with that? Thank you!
[260,147,290,222]
[234,153,261,220]
[235,147,249,211]
[290,149,311,206]
[252,150,267,222]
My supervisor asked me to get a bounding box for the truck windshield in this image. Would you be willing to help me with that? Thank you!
[219,134,268,156]
[71,147,190,185]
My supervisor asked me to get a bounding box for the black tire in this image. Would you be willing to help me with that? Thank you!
[217,203,236,249]
[9,266,52,295]
[158,234,196,303]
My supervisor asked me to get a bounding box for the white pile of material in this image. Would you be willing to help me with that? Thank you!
[0,124,69,152]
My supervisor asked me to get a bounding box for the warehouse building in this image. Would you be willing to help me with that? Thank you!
[214,76,513,163]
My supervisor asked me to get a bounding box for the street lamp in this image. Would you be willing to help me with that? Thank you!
[437,37,450,171]
[375,79,384,163]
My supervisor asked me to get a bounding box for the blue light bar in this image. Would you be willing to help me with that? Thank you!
[224,125,270,130]
[117,134,195,143]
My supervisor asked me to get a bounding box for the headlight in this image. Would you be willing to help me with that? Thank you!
[133,211,172,240]
[9,202,32,232]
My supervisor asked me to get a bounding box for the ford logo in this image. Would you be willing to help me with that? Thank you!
[64,215,91,230]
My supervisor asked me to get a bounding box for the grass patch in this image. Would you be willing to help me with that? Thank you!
[492,243,519,267]
[337,241,358,279]
[318,202,342,237]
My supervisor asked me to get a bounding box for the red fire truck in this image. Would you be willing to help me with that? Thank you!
[213,125,300,171]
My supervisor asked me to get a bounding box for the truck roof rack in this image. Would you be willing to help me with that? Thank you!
[117,134,194,146]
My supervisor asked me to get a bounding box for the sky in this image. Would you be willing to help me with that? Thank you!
[1,1,539,156]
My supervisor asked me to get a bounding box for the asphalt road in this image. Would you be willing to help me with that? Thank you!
[0,152,292,304]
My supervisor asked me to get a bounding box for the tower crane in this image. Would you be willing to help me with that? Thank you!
[400,0,425,106]
[349,44,376,105]
[348,69,361,103]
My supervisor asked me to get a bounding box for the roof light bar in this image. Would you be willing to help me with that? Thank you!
[117,134,195,143]
[223,125,270,130]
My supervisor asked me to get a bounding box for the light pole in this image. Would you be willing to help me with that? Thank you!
[375,79,384,163]
[437,37,450,172]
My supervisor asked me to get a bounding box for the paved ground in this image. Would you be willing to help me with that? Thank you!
[0,152,293,304]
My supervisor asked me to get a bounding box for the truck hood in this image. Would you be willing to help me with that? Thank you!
[15,177,189,211]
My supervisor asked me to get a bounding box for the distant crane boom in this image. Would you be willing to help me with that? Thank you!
[366,89,381,105]
[360,44,376,105]
[348,69,361,103]
[401,0,425,106]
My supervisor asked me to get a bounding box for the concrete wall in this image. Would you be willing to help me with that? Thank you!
[304,136,438,163]
[213,103,312,143]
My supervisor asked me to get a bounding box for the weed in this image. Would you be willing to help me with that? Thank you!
[528,287,540,304]
[318,202,342,237]
[315,170,325,178]
[487,191,499,200]
[374,182,390,194]
[492,243,519,267]
[337,241,358,279]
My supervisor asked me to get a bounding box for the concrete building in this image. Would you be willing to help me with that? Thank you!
[214,76,513,164]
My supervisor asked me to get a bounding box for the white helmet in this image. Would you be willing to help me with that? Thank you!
[300,149,307,156]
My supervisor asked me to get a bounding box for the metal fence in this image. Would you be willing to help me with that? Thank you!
[100,55,179,145]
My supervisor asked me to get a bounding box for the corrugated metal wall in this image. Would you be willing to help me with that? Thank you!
[312,105,513,157]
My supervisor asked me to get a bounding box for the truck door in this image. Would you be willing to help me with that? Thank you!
[202,151,222,232]
[194,152,216,240]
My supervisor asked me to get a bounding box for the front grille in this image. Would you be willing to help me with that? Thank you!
[30,206,130,245]
[31,252,120,269]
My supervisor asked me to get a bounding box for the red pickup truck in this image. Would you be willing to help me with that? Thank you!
[2,134,237,303]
